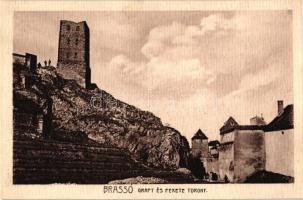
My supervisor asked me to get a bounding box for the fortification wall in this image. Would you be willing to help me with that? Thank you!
[219,142,234,182]
[234,130,265,182]
[205,158,219,177]
[265,129,294,177]
[57,64,86,87]
[218,131,234,182]
[13,138,194,184]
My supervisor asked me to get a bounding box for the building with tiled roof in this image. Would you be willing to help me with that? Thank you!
[265,104,293,132]
[208,140,220,147]
[218,101,294,183]
[264,102,293,178]
[218,115,266,183]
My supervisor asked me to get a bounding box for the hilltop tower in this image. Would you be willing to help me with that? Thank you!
[57,20,91,88]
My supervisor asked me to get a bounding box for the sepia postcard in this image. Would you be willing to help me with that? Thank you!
[1,0,303,199]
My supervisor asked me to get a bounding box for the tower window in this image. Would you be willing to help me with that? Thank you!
[66,52,70,59]
[67,38,70,45]
[74,52,78,59]
[66,25,71,31]
[75,38,79,46]
[76,26,80,31]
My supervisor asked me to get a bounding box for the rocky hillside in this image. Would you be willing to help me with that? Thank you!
[14,65,190,169]
[13,138,194,184]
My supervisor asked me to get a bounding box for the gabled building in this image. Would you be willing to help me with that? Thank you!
[264,101,294,177]
[218,117,265,183]
[218,100,294,183]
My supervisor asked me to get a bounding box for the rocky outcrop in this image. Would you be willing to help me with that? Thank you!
[14,65,190,169]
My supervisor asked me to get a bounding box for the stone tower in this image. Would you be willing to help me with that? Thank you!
[57,20,91,88]
[191,129,209,158]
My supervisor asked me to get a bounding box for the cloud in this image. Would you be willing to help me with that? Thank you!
[240,66,279,91]
[109,17,225,93]
[227,65,281,98]
[144,57,214,88]
[104,11,292,142]
[199,14,241,33]
[106,11,291,102]
[140,14,238,58]
[92,19,140,53]
[109,54,215,91]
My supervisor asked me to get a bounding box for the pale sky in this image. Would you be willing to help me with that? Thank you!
[14,11,293,142]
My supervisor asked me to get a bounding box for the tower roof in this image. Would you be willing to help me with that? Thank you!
[208,140,220,147]
[220,116,239,134]
[265,104,293,132]
[192,129,208,140]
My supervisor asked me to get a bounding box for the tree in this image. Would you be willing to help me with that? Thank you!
[189,153,206,179]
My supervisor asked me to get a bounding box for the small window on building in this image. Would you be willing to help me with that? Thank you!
[282,131,284,135]
[74,52,78,59]
[67,38,70,45]
[76,26,80,31]
[66,25,71,31]
[75,38,79,46]
[66,52,70,59]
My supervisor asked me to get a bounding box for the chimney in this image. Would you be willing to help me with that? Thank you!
[278,100,284,115]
